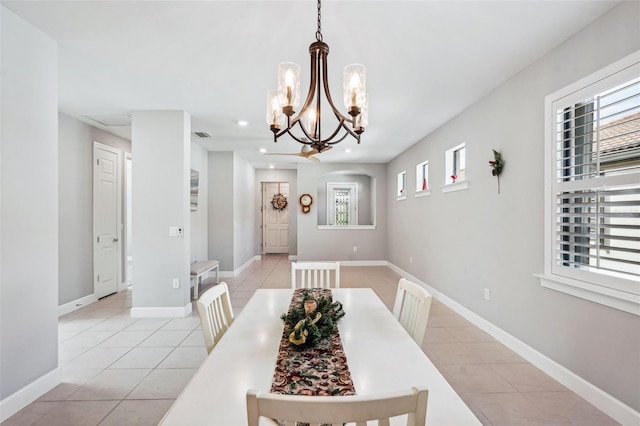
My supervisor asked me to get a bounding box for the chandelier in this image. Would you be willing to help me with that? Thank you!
[266,0,368,153]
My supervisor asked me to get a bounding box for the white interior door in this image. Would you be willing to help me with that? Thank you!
[263,182,290,254]
[94,142,121,298]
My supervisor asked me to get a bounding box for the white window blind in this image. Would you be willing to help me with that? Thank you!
[550,69,640,302]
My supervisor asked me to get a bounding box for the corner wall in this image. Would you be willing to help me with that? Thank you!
[131,111,191,313]
[0,5,59,414]
[190,143,208,262]
[207,152,234,271]
[386,1,640,413]
[233,154,257,269]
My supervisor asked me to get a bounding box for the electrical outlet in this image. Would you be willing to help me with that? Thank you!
[353,246,357,253]
[484,288,491,300]
[409,256,413,264]
[173,278,180,289]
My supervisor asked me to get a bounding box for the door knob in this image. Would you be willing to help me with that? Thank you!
[113,238,119,243]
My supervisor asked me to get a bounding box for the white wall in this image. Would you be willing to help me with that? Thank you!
[207,152,234,271]
[255,168,298,255]
[190,143,208,262]
[0,4,59,412]
[387,1,640,413]
[233,155,257,268]
[58,114,131,305]
[131,111,191,312]
[206,153,259,272]
[297,163,387,261]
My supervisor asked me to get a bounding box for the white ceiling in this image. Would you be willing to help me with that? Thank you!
[2,0,619,169]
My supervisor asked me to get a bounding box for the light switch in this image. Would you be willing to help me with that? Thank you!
[169,226,183,237]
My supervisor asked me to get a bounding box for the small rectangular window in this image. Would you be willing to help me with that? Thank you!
[445,143,466,184]
[397,171,406,197]
[416,161,429,192]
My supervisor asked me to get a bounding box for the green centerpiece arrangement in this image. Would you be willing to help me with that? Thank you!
[280,289,345,349]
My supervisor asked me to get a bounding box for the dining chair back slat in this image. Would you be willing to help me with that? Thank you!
[196,282,234,354]
[291,262,340,289]
[392,278,433,345]
[246,386,428,426]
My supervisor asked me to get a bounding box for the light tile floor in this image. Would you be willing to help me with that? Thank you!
[2,255,619,425]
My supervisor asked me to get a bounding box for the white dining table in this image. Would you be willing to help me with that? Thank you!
[160,288,480,425]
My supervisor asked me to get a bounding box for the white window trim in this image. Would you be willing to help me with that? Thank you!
[397,170,407,200]
[415,160,429,194]
[442,181,469,193]
[414,190,431,198]
[539,50,640,316]
[444,142,467,186]
[318,225,376,230]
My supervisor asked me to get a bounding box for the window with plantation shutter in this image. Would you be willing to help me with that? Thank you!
[540,51,640,315]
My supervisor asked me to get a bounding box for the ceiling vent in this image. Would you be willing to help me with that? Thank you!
[194,132,212,138]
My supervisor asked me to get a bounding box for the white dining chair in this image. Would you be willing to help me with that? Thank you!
[246,386,428,426]
[291,261,340,289]
[196,282,234,354]
[393,278,433,345]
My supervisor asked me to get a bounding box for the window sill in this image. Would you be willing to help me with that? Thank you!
[535,273,640,316]
[317,225,376,230]
[396,195,407,201]
[442,181,469,193]
[414,190,431,198]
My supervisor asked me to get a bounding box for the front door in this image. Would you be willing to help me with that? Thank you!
[263,182,290,254]
[94,142,121,298]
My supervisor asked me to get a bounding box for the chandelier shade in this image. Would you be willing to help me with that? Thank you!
[277,62,301,113]
[266,0,368,153]
[266,90,285,129]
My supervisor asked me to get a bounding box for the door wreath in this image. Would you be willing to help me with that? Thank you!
[271,193,288,211]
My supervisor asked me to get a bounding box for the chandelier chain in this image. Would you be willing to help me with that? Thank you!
[316,0,322,42]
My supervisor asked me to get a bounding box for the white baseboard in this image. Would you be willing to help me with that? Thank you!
[227,255,261,278]
[0,368,61,422]
[292,259,387,266]
[388,263,640,426]
[288,255,298,261]
[130,303,192,318]
[58,293,98,317]
[340,260,388,267]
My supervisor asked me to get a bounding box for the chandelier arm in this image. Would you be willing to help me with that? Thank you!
[319,49,355,126]
[335,120,361,144]
[315,44,323,143]
[318,118,347,144]
[274,121,314,144]
[323,129,351,145]
[320,120,362,146]
[285,129,315,145]
[291,45,321,135]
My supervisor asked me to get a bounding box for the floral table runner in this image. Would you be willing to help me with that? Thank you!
[270,288,356,396]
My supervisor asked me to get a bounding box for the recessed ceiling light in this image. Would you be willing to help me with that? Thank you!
[259,148,267,153]
[238,120,249,127]
[269,164,274,169]
[344,148,352,153]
